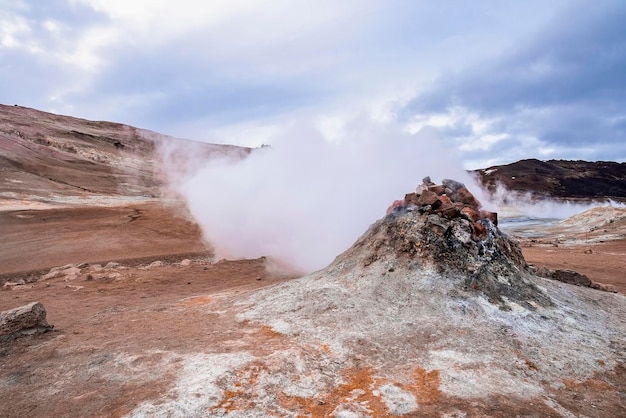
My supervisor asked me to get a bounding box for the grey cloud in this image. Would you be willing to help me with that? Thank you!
[403,1,626,164]
[61,41,333,132]
[409,2,626,113]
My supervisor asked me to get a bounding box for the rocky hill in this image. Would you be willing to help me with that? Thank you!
[129,178,626,417]
[472,159,626,201]
[0,104,248,208]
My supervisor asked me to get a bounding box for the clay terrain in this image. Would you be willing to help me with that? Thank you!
[1,105,626,417]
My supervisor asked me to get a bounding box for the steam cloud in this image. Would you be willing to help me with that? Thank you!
[483,183,626,219]
[161,117,472,273]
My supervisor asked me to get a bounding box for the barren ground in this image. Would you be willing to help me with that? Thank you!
[0,202,298,417]
[4,106,623,416]
[1,202,625,417]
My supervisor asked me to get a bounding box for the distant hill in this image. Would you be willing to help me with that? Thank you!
[0,104,248,206]
[472,159,626,201]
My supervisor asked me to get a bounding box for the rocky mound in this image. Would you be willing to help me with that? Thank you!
[380,177,550,310]
[130,178,626,417]
[558,206,626,231]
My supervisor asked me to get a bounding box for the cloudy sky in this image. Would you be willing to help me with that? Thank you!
[2,0,625,169]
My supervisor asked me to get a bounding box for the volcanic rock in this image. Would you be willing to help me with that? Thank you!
[416,189,439,206]
[531,266,617,292]
[132,179,626,417]
[390,177,495,241]
[0,302,53,341]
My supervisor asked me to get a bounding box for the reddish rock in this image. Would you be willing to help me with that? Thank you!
[417,190,439,206]
[460,207,480,222]
[438,195,453,206]
[390,177,497,231]
[428,185,446,196]
[386,200,406,215]
[436,195,460,218]
[479,210,498,226]
[456,187,481,209]
[404,193,419,205]
[439,205,459,218]
[472,221,487,239]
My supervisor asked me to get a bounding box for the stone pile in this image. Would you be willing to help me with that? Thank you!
[387,177,497,240]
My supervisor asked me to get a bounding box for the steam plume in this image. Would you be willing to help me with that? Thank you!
[161,117,471,272]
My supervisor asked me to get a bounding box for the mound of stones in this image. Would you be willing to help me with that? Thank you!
[367,177,551,310]
[387,177,497,241]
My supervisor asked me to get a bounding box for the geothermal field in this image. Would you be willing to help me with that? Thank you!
[1,105,626,417]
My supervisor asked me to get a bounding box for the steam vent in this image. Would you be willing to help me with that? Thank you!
[381,176,552,310]
[134,178,626,417]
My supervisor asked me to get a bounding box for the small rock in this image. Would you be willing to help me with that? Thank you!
[417,190,439,206]
[471,221,488,239]
[455,187,481,209]
[428,184,446,196]
[442,178,465,195]
[460,207,480,223]
[415,184,427,195]
[479,210,498,226]
[3,281,23,289]
[404,193,419,205]
[386,199,406,215]
[42,265,81,281]
[105,262,120,269]
[180,259,192,266]
[0,302,53,341]
[148,260,164,268]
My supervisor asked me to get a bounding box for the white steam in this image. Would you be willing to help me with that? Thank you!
[163,117,471,273]
[483,183,626,219]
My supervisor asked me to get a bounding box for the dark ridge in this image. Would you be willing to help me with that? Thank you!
[472,159,626,200]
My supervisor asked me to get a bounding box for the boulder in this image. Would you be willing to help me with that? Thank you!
[0,302,53,341]
[540,269,593,288]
